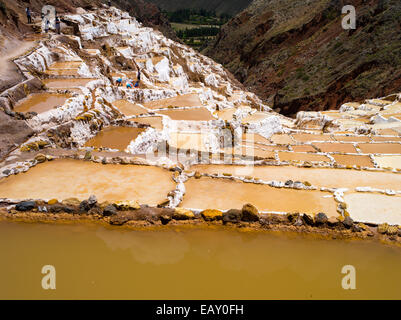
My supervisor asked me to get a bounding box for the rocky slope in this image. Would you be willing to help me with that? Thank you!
[204,0,401,116]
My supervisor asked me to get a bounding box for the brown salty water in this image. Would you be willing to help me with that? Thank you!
[158,108,214,121]
[42,78,93,89]
[143,94,202,109]
[112,100,147,116]
[13,93,70,114]
[0,221,400,299]
[181,177,338,217]
[129,116,164,130]
[84,126,145,151]
[191,164,401,190]
[0,159,175,205]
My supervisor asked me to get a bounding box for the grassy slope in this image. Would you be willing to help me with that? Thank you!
[144,0,253,16]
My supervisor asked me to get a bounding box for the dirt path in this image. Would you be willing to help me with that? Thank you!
[0,38,37,92]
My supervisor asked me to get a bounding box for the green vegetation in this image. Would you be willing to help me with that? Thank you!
[164,9,231,50]
[295,67,310,81]
[333,41,342,50]
[0,1,6,15]
[164,9,231,25]
[176,27,220,38]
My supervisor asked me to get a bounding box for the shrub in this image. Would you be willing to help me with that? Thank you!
[0,1,6,15]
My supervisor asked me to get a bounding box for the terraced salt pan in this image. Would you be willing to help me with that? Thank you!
[321,111,344,119]
[220,146,275,159]
[45,69,81,76]
[168,132,209,152]
[278,152,330,163]
[370,123,401,131]
[291,145,316,153]
[191,164,401,190]
[181,177,338,216]
[242,142,288,151]
[358,143,401,154]
[13,93,70,113]
[157,108,214,121]
[332,154,374,168]
[334,119,369,129]
[376,129,401,136]
[381,103,401,114]
[0,159,175,205]
[84,126,145,150]
[143,94,202,109]
[111,71,137,79]
[383,114,401,121]
[313,143,357,153]
[241,146,275,159]
[369,99,393,106]
[241,112,269,124]
[242,133,272,145]
[44,61,83,76]
[217,108,235,121]
[113,100,148,116]
[374,155,401,170]
[292,133,334,142]
[345,193,401,225]
[48,61,83,69]
[270,134,294,144]
[333,135,371,142]
[42,78,94,89]
[129,116,163,130]
[371,136,401,142]
[393,127,401,135]
[341,102,361,108]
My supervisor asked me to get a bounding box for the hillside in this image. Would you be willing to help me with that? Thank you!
[204,0,401,116]
[0,0,177,90]
[144,0,252,16]
[0,0,176,42]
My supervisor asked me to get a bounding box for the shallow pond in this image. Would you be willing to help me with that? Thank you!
[158,108,214,121]
[84,126,145,151]
[0,221,400,299]
[13,93,70,114]
[0,159,174,205]
[181,177,338,217]
[42,78,93,89]
[143,94,202,109]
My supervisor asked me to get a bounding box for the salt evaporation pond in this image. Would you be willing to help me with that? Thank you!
[1,221,401,299]
[181,177,338,217]
[191,164,401,190]
[42,78,94,89]
[84,126,145,151]
[13,93,70,114]
[0,159,175,205]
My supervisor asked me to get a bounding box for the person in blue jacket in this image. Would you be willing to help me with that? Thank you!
[26,7,32,24]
